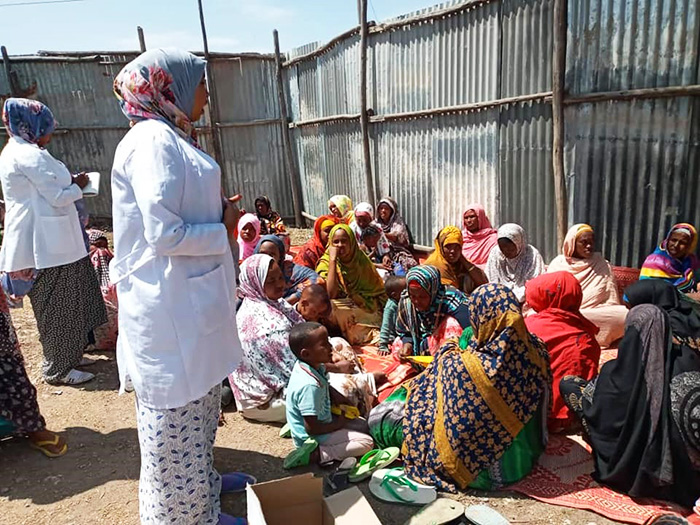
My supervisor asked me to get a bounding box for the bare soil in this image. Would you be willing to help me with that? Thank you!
[0,228,619,524]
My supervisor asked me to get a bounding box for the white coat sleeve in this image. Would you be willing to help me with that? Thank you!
[127,130,229,257]
[22,148,84,208]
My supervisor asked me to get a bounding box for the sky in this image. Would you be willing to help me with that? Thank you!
[0,0,440,56]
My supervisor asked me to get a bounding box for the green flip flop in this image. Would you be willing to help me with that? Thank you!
[349,447,401,482]
[369,468,436,506]
[404,498,465,524]
[279,423,291,438]
[283,437,318,469]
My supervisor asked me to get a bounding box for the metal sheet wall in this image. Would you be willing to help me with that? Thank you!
[565,0,700,265]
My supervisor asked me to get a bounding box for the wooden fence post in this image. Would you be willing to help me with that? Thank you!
[137,26,147,53]
[357,0,376,207]
[197,0,226,181]
[552,0,569,249]
[273,30,304,227]
[1,46,20,97]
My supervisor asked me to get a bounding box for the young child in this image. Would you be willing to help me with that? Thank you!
[284,322,374,468]
[361,226,416,276]
[295,284,333,324]
[87,229,118,351]
[379,275,406,355]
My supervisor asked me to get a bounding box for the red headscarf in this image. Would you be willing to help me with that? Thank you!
[461,203,498,267]
[293,215,339,270]
[524,271,601,432]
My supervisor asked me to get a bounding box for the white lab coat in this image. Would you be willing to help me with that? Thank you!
[110,119,242,409]
[0,136,87,271]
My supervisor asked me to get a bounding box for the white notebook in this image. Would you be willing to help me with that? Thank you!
[82,172,100,197]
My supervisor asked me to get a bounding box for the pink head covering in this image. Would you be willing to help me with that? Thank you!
[461,203,499,266]
[237,213,261,261]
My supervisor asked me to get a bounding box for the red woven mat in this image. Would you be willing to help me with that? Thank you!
[510,435,693,524]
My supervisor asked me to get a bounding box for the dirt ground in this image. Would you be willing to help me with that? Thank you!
[0,228,620,525]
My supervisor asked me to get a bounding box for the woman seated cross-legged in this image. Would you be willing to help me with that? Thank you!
[401,283,551,492]
[547,223,627,347]
[230,254,380,423]
[424,226,488,295]
[561,279,700,506]
[316,224,387,345]
[395,265,470,357]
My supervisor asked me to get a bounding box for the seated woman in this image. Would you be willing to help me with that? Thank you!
[641,223,700,294]
[237,213,261,262]
[328,195,354,223]
[461,203,499,270]
[485,223,545,303]
[255,234,319,305]
[293,215,339,271]
[525,272,601,433]
[255,195,286,236]
[561,279,700,507]
[361,226,417,276]
[374,197,418,264]
[395,265,470,357]
[316,224,387,345]
[230,255,380,422]
[547,224,627,347]
[402,283,551,492]
[424,226,488,294]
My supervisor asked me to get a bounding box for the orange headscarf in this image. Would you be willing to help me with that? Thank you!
[424,226,473,289]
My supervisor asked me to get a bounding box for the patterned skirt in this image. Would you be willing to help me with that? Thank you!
[28,257,107,382]
[0,290,45,436]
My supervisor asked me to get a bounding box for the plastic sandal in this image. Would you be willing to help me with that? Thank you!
[220,472,257,494]
[464,505,511,525]
[349,447,400,482]
[279,423,291,438]
[404,498,465,524]
[283,437,318,469]
[369,468,436,505]
[29,433,68,458]
[55,369,95,385]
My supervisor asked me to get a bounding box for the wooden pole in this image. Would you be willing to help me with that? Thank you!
[1,46,20,97]
[357,0,376,207]
[551,0,568,250]
[273,30,304,227]
[197,0,225,179]
[137,26,147,53]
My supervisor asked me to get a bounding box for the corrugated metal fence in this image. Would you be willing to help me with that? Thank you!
[1,0,698,266]
[284,0,699,265]
[0,51,294,220]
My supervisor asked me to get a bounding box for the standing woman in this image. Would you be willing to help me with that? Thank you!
[0,98,106,385]
[112,49,245,525]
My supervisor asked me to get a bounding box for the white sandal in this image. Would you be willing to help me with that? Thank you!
[57,369,95,385]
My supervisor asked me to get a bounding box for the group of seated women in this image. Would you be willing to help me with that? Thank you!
[227,193,700,507]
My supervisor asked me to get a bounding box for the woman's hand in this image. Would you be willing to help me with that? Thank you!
[328,245,339,262]
[72,172,89,189]
[223,194,242,236]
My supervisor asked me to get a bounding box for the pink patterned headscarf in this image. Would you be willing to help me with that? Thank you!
[113,48,205,147]
[461,203,499,267]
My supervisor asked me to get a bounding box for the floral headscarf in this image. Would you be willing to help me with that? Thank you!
[2,98,56,144]
[113,48,206,147]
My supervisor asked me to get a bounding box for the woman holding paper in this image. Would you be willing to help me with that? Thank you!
[0,98,106,386]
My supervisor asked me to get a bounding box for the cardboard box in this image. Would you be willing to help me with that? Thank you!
[247,473,382,525]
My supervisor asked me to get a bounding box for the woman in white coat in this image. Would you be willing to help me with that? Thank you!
[0,98,107,385]
[111,49,247,525]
